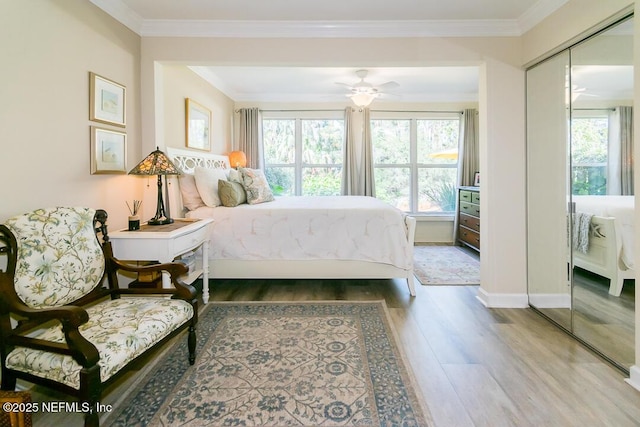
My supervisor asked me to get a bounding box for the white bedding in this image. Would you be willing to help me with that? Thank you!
[186,195,413,271]
[573,195,634,269]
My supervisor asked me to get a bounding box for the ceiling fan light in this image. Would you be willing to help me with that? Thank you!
[350,92,378,107]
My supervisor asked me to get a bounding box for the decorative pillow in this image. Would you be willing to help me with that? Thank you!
[178,174,205,211]
[194,166,227,207]
[228,168,243,184]
[218,179,247,207]
[239,167,275,205]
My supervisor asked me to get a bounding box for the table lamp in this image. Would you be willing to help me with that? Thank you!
[129,147,181,225]
[228,150,247,169]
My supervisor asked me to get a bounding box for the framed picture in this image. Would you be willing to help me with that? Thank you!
[90,126,127,174]
[89,72,126,127]
[473,171,480,186]
[185,98,211,151]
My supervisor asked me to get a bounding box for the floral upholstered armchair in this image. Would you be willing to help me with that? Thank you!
[0,207,198,427]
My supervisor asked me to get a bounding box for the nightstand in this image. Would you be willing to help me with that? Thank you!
[109,218,214,303]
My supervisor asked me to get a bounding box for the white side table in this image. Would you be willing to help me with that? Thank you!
[108,218,214,303]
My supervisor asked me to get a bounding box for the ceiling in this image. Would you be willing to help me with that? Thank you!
[90,0,572,104]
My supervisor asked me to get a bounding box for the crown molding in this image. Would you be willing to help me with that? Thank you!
[89,0,144,34]
[91,0,567,38]
[140,19,522,38]
[518,0,569,33]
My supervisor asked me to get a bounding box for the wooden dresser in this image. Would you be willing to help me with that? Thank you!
[458,186,480,252]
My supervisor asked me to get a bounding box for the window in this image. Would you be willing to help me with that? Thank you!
[263,114,344,196]
[571,115,608,195]
[371,114,460,214]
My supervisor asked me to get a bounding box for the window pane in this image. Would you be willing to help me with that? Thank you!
[302,120,344,165]
[265,167,294,196]
[374,168,410,211]
[302,167,341,196]
[371,120,410,164]
[571,117,608,164]
[263,119,295,164]
[418,168,457,212]
[571,117,608,195]
[572,166,607,195]
[417,119,459,164]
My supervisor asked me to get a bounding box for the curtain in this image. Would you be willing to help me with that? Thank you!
[341,107,358,195]
[458,109,479,187]
[237,107,263,169]
[361,108,376,196]
[454,109,479,242]
[608,106,634,195]
[619,106,634,195]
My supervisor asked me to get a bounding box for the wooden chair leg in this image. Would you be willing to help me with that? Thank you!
[0,368,17,391]
[80,365,102,427]
[188,324,196,365]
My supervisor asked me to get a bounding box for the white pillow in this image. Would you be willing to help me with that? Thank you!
[178,174,205,211]
[194,166,227,207]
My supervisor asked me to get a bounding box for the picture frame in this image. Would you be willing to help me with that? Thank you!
[185,98,211,151]
[89,72,126,127]
[90,126,127,174]
[473,171,480,186]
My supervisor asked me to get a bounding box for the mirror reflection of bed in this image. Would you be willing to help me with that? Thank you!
[571,194,635,367]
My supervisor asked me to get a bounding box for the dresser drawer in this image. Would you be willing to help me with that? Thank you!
[460,201,480,217]
[460,190,473,203]
[459,212,480,232]
[472,192,480,204]
[459,227,480,250]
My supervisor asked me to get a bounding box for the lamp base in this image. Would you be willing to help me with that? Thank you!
[147,217,174,226]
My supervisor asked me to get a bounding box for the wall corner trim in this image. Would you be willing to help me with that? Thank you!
[476,287,529,308]
[625,366,640,392]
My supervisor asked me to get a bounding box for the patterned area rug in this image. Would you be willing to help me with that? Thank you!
[413,245,480,285]
[105,301,431,426]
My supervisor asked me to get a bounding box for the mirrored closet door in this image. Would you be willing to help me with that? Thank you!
[527,15,635,372]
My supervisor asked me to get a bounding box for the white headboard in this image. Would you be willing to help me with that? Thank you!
[166,147,230,216]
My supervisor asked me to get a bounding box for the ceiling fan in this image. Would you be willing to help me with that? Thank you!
[336,69,399,107]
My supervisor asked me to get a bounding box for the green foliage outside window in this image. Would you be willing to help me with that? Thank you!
[571,117,608,195]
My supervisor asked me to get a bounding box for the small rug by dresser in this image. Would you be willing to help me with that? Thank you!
[413,245,480,285]
[105,301,432,426]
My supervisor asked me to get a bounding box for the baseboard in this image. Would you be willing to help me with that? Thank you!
[625,365,640,391]
[476,287,529,308]
[527,293,571,309]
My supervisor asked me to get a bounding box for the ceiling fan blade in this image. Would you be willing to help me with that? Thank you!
[377,81,400,91]
[335,81,354,88]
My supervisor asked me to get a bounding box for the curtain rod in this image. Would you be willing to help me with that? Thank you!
[235,108,352,113]
[573,107,616,111]
[371,109,463,114]
[235,108,466,113]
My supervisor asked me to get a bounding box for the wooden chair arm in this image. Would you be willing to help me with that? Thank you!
[7,301,89,329]
[6,304,100,368]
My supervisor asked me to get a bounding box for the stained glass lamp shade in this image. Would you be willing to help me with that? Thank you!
[129,147,181,225]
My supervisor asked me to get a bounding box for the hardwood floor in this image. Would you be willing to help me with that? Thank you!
[24,278,640,426]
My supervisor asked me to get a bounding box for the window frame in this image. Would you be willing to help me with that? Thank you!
[370,111,461,215]
[262,110,345,196]
[570,110,609,195]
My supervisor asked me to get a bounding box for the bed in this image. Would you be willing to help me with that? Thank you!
[166,147,417,303]
[572,195,635,296]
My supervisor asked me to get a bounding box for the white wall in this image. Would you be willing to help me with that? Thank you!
[161,65,234,154]
[0,0,142,231]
